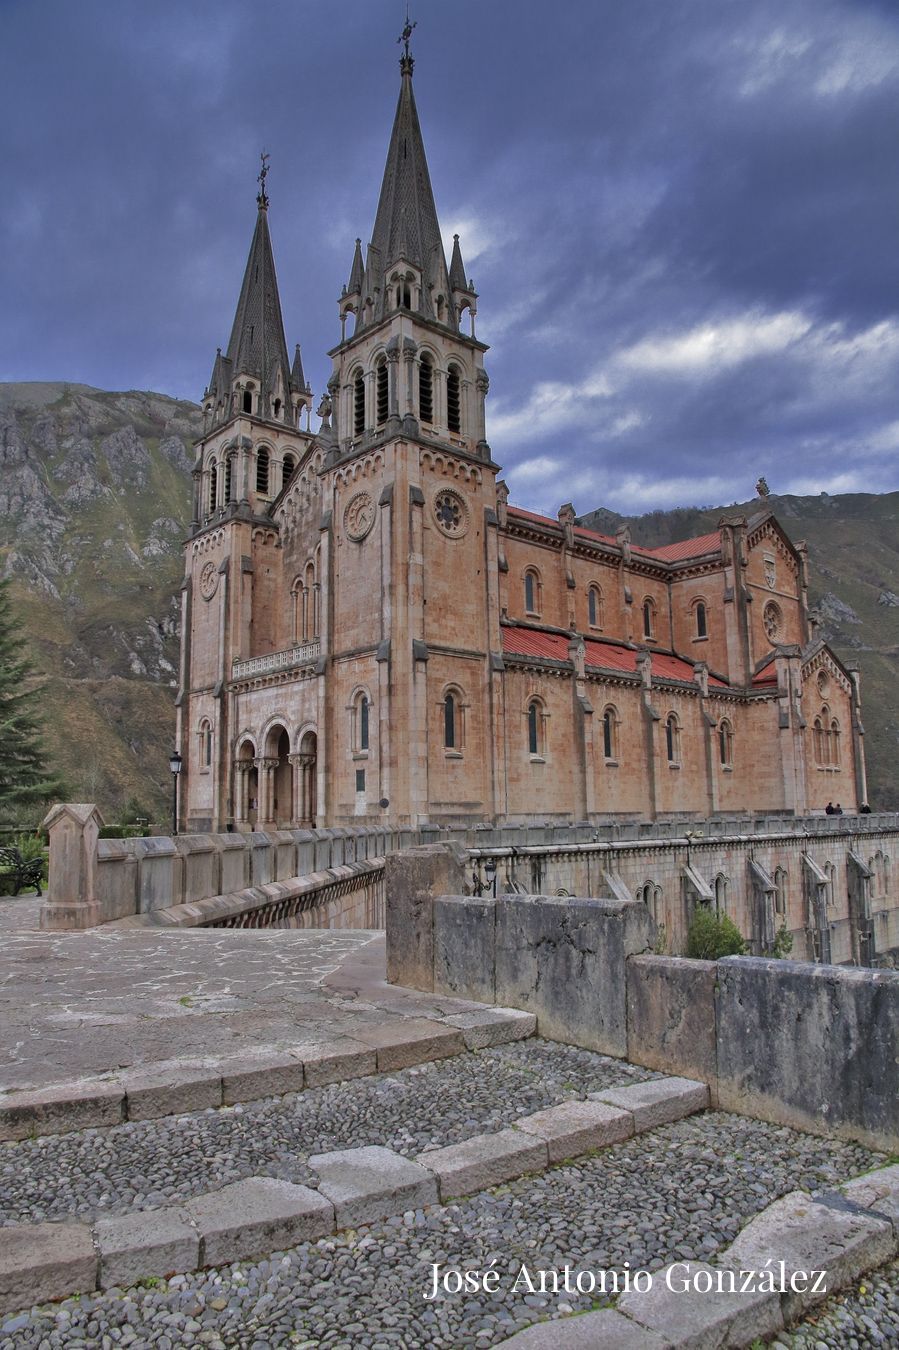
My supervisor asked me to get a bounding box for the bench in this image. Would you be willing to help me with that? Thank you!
[0,846,44,896]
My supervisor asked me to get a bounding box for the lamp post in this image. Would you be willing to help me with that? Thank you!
[484,857,497,898]
[169,750,182,837]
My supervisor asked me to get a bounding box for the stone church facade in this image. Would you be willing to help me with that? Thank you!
[176,46,866,832]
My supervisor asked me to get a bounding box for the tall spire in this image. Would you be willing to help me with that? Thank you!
[364,28,448,307]
[223,163,292,411]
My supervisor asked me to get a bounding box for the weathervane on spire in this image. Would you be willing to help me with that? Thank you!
[398,7,416,68]
[257,150,270,208]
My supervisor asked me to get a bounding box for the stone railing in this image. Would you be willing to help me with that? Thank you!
[143,858,385,931]
[231,640,321,681]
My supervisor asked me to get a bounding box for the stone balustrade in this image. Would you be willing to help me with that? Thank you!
[231,640,321,681]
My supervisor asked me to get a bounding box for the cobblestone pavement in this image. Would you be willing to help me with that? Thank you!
[0,914,485,1091]
[0,1054,888,1347]
[776,1258,899,1346]
[0,1041,660,1227]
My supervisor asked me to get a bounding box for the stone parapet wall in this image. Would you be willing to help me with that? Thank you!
[385,867,899,1151]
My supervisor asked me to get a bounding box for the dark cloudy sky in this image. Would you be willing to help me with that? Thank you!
[2,0,898,515]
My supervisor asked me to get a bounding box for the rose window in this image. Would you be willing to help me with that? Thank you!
[434,489,468,538]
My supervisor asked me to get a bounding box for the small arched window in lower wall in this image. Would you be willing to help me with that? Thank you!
[198,719,213,770]
[527,698,546,758]
[718,718,733,767]
[665,713,680,765]
[602,705,618,761]
[443,688,465,753]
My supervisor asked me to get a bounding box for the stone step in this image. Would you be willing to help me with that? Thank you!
[0,1072,711,1314]
[0,1006,535,1140]
[496,1167,899,1348]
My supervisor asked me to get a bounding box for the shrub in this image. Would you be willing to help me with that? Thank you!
[13,832,46,865]
[686,907,747,960]
[768,924,794,959]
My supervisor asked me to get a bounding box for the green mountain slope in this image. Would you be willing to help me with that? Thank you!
[578,493,899,810]
[0,382,200,821]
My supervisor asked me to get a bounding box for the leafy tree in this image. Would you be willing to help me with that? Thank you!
[0,578,62,818]
[767,924,794,959]
[686,906,748,960]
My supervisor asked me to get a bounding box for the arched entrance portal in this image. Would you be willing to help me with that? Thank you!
[263,725,293,827]
[297,730,317,827]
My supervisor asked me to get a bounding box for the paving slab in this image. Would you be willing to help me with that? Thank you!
[840,1163,899,1229]
[351,1018,465,1070]
[617,1260,783,1348]
[186,1177,334,1266]
[308,1144,438,1226]
[122,1063,223,1120]
[296,1038,377,1087]
[0,1080,124,1141]
[590,1076,709,1131]
[218,1051,305,1104]
[497,1308,672,1347]
[0,1221,97,1317]
[95,1207,199,1289]
[719,1188,896,1321]
[417,1128,548,1198]
[514,1098,634,1162]
[444,1007,537,1049]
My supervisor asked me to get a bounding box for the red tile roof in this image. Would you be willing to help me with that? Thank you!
[648,531,722,562]
[505,506,721,563]
[501,626,727,686]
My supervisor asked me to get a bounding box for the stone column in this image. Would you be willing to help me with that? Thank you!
[234,762,249,825]
[40,804,105,931]
[288,753,307,825]
[255,758,278,828]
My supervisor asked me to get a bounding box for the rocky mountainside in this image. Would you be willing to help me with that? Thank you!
[0,383,200,820]
[1,382,896,818]
[579,493,899,810]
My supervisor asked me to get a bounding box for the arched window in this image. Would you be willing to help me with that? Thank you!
[376,358,389,425]
[588,584,603,629]
[208,461,218,513]
[443,688,464,752]
[447,364,461,434]
[665,713,680,765]
[273,398,282,420]
[718,718,733,767]
[643,598,656,639]
[830,718,841,767]
[419,353,434,424]
[282,455,296,488]
[527,698,545,757]
[524,568,541,616]
[256,447,270,495]
[356,694,370,752]
[813,716,825,766]
[353,368,365,437]
[291,576,303,643]
[638,882,661,925]
[602,705,618,761]
[302,559,317,640]
[224,455,234,503]
[198,719,213,769]
[825,861,836,908]
[714,874,728,912]
[398,281,411,308]
[695,601,708,639]
[242,389,253,414]
[774,866,787,917]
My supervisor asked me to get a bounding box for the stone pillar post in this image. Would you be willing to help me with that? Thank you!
[255,758,277,827]
[39,804,105,931]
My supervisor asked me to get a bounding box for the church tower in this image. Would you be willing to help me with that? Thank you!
[317,25,504,825]
[177,162,314,831]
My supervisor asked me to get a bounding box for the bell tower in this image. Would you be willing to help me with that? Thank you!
[328,25,490,465]
[318,25,502,827]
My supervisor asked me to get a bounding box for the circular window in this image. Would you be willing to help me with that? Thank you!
[817,669,830,696]
[763,601,782,641]
[433,489,469,538]
[344,490,375,542]
[199,560,218,600]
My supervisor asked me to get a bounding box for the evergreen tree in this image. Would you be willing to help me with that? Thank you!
[0,578,61,818]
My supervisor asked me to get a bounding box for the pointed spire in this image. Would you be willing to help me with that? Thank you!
[368,41,444,284]
[347,238,364,295]
[291,343,310,395]
[224,192,292,409]
[449,234,467,292]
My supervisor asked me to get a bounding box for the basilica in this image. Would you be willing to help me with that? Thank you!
[176,40,866,832]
